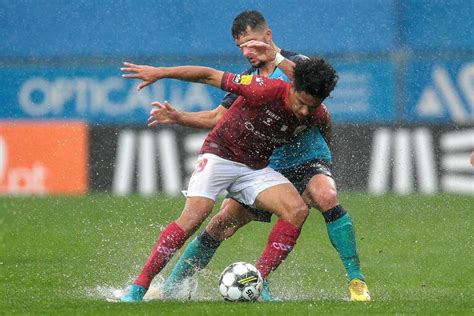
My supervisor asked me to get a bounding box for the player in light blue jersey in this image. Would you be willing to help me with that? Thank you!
[122,10,370,302]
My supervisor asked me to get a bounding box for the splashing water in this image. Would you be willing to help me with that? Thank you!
[85,267,349,302]
[85,275,203,302]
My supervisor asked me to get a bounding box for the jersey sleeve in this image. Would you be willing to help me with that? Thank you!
[220,67,254,109]
[288,54,309,63]
[280,49,309,63]
[220,92,239,109]
[221,72,287,106]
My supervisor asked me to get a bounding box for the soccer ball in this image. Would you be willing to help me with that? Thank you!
[218,262,263,302]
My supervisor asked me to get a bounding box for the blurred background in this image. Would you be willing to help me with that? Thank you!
[1,0,473,196]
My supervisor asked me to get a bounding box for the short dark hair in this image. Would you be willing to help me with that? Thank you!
[231,10,267,39]
[293,57,338,100]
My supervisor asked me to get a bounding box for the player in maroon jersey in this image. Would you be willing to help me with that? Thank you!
[119,57,337,301]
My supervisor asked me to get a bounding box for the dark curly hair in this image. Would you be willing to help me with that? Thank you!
[231,10,268,39]
[293,57,338,100]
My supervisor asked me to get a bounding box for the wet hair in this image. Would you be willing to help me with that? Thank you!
[293,57,338,100]
[231,10,268,39]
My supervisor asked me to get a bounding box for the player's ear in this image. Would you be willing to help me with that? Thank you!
[265,28,272,41]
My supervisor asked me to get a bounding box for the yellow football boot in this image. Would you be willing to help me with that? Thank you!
[349,278,371,302]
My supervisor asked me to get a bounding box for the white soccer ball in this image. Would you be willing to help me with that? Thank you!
[218,262,263,302]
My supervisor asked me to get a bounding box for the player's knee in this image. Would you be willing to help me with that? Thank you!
[314,187,338,211]
[281,200,309,227]
[296,202,310,220]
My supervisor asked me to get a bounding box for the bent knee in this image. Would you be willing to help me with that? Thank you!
[282,200,309,227]
[312,187,338,211]
[295,202,310,220]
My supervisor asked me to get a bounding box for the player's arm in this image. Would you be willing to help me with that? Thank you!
[121,62,224,90]
[147,82,244,128]
[239,40,296,80]
[314,104,333,150]
[147,101,227,128]
[172,105,227,128]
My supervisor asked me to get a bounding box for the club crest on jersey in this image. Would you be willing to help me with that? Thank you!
[233,74,253,85]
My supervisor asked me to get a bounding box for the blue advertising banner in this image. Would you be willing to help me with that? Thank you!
[404,60,474,124]
[0,65,234,124]
[0,60,396,124]
[325,60,396,123]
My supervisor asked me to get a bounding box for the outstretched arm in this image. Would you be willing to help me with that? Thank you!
[121,62,224,90]
[147,101,227,129]
[239,40,296,81]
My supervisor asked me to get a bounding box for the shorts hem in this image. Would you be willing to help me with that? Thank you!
[185,192,217,201]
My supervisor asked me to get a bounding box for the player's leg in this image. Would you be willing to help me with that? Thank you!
[243,182,308,301]
[206,198,257,241]
[162,198,256,296]
[224,166,308,300]
[252,182,309,280]
[302,173,370,301]
[303,173,364,280]
[122,154,234,302]
[122,196,214,302]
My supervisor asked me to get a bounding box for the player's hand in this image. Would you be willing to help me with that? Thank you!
[147,101,180,126]
[239,40,277,63]
[121,61,162,90]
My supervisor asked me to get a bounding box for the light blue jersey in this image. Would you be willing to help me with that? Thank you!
[270,127,332,170]
[247,63,332,170]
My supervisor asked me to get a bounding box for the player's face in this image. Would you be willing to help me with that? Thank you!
[288,90,322,120]
[234,26,271,68]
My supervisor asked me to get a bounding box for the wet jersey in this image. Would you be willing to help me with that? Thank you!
[200,72,326,170]
[220,49,332,170]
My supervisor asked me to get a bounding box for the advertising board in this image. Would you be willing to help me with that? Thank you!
[0,121,88,195]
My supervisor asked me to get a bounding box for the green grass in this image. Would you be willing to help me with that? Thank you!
[1,193,473,315]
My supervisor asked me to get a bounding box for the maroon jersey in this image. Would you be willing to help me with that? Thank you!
[200,72,324,169]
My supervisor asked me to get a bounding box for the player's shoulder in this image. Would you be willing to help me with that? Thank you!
[281,49,309,63]
[312,103,330,123]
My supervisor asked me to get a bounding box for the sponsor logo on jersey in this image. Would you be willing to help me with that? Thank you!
[233,74,253,85]
[265,110,281,120]
[263,110,281,126]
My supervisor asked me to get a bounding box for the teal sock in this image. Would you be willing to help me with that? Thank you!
[325,208,365,281]
[162,231,219,293]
